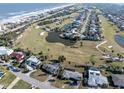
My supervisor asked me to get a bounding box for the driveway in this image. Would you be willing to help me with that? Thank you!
[0,61,57,89]
[11,71,57,89]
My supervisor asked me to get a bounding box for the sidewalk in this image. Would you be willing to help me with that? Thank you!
[7,77,20,89]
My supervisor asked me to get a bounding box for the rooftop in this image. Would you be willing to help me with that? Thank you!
[0,46,13,55]
[62,70,82,81]
[27,56,40,63]
[89,67,100,71]
[111,74,124,87]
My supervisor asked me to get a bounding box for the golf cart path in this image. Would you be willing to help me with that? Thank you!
[96,40,107,54]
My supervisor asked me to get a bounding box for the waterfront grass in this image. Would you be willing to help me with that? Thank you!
[99,15,124,53]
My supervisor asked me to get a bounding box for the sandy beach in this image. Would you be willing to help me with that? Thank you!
[0,4,74,24]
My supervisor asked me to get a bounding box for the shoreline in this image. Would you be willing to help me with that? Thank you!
[0,4,74,24]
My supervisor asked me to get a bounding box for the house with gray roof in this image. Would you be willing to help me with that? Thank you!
[42,63,60,75]
[62,70,82,81]
[111,74,124,88]
[87,67,109,87]
[25,56,41,70]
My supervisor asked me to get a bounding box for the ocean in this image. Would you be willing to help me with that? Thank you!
[0,3,66,20]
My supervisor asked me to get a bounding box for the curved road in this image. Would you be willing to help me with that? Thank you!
[10,71,57,89]
[0,62,57,89]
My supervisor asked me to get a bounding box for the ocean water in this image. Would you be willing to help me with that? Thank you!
[0,3,66,20]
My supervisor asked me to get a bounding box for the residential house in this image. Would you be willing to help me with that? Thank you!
[10,52,25,62]
[104,55,124,62]
[25,56,41,70]
[0,46,13,56]
[62,70,82,81]
[42,63,60,75]
[87,67,109,87]
[111,74,124,88]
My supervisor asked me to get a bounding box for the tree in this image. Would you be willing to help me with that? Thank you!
[21,63,29,73]
[38,51,43,56]
[80,41,83,47]
[58,55,66,63]
[111,50,114,53]
[57,66,64,79]
[3,55,10,62]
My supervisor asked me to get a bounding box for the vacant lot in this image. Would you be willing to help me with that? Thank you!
[0,66,16,88]
[30,69,48,82]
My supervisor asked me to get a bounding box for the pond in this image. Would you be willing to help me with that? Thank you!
[114,35,124,48]
[46,31,76,46]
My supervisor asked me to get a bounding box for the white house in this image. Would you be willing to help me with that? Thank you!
[88,67,108,87]
[25,56,41,70]
[0,46,13,56]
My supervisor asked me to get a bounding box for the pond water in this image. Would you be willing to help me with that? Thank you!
[46,32,76,46]
[114,35,124,48]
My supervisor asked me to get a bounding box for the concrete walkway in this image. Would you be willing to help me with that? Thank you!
[96,40,107,54]
[7,77,20,89]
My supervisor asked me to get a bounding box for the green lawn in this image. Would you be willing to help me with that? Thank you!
[14,13,107,72]
[98,15,124,53]
[12,80,32,89]
[110,62,124,68]
[14,26,104,68]
[0,66,16,88]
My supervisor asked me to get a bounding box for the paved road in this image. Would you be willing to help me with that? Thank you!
[0,62,57,89]
[10,71,57,89]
